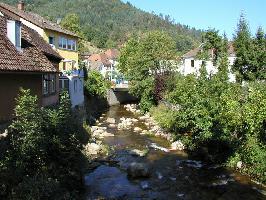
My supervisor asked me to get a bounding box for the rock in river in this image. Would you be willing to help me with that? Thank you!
[106,117,116,124]
[127,162,150,178]
[85,165,141,199]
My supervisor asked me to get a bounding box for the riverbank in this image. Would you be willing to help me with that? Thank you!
[84,104,266,199]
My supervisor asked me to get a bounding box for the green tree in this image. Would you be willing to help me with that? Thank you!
[60,13,82,36]
[118,31,176,111]
[198,29,223,65]
[253,27,266,80]
[233,14,255,82]
[84,70,111,98]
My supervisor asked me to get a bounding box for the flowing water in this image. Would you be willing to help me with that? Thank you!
[85,105,266,200]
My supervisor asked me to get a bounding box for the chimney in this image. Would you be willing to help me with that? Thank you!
[17,0,25,11]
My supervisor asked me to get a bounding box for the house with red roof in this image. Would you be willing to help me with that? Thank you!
[0,12,62,122]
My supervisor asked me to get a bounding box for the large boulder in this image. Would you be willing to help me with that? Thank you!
[127,162,150,178]
[171,140,185,151]
[106,118,116,124]
[84,143,101,155]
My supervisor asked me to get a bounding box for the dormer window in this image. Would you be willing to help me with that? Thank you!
[7,20,21,51]
[49,36,54,45]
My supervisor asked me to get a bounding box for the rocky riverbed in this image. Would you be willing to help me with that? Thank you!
[84,105,266,200]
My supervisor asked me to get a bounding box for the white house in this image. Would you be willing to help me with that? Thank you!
[179,43,236,82]
[59,70,84,108]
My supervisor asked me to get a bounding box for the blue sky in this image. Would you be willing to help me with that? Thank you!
[122,0,266,38]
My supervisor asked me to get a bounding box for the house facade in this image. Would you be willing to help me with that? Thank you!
[179,44,236,82]
[84,49,127,86]
[0,12,62,122]
[0,1,85,108]
[59,70,85,108]
[0,1,79,72]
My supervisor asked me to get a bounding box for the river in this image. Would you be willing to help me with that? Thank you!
[85,105,266,200]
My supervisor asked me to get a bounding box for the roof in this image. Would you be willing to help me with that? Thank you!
[89,61,103,71]
[0,15,61,73]
[182,47,201,58]
[21,24,62,59]
[182,43,236,59]
[0,2,78,38]
[105,49,119,60]
[88,53,112,66]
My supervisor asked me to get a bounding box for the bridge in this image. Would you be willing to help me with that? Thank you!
[108,82,137,106]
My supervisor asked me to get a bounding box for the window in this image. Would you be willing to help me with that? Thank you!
[59,37,63,48]
[43,74,49,95]
[62,38,67,49]
[191,60,195,67]
[74,80,78,93]
[49,36,54,45]
[50,74,56,93]
[58,37,77,51]
[72,60,76,69]
[72,40,77,51]
[59,79,69,92]
[43,74,57,95]
[63,62,66,70]
[64,80,69,91]
[15,21,21,49]
[79,80,82,92]
[67,39,72,50]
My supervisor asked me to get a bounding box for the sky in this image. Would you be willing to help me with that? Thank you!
[122,0,266,38]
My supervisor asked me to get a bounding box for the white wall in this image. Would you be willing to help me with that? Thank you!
[20,18,44,36]
[6,20,16,46]
[179,56,236,82]
[180,57,217,76]
[68,76,84,108]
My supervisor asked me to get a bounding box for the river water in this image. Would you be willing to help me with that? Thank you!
[85,105,266,200]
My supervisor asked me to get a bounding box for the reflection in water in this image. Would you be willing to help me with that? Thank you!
[86,105,266,200]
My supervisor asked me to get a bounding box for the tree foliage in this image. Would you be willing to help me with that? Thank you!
[233,14,266,82]
[118,31,176,112]
[0,89,89,199]
[84,70,111,98]
[2,0,202,50]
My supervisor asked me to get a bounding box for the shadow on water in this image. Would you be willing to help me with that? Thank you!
[85,105,266,200]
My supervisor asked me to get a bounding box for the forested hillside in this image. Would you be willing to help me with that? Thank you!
[2,0,202,51]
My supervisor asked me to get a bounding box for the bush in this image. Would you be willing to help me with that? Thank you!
[151,70,266,182]
[150,104,177,130]
[84,70,111,98]
[0,89,89,199]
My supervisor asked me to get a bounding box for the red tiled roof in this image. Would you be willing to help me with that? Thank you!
[21,24,62,59]
[0,2,78,37]
[88,53,111,66]
[105,49,119,60]
[0,15,61,73]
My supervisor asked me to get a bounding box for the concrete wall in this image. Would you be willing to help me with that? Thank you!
[107,89,138,106]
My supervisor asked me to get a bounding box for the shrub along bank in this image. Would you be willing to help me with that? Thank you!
[0,89,90,199]
[150,70,266,183]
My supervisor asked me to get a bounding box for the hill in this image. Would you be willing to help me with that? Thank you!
[2,0,203,52]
